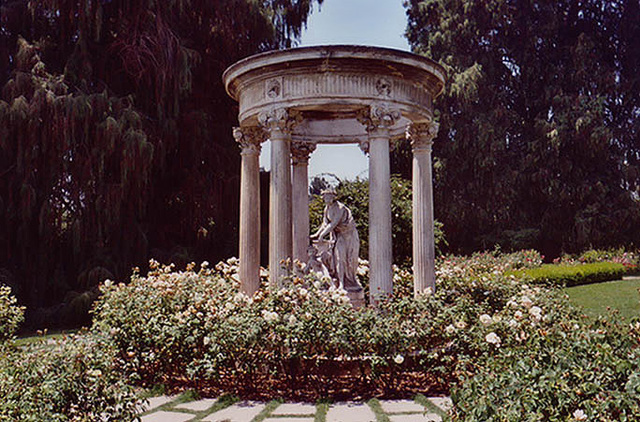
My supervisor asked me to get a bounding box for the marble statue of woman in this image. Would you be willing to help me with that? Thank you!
[310,189,361,292]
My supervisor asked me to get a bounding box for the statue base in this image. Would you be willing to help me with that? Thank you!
[345,287,366,309]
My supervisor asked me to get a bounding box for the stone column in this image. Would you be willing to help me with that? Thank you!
[259,108,300,286]
[233,126,265,295]
[409,121,439,296]
[358,105,400,303]
[291,142,316,262]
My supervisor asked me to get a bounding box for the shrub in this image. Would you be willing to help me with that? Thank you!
[0,284,25,341]
[561,248,640,274]
[0,334,141,421]
[509,262,626,287]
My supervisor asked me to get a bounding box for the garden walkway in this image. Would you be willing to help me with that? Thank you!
[139,395,453,422]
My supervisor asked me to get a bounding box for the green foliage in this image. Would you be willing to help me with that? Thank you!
[0,284,25,342]
[309,176,446,264]
[0,335,141,421]
[509,262,626,287]
[403,0,640,257]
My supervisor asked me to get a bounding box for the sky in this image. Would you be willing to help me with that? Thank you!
[259,0,411,182]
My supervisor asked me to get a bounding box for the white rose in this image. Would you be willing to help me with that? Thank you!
[572,409,587,421]
[479,314,493,325]
[485,332,501,346]
[529,306,543,320]
[393,354,405,364]
[455,320,467,329]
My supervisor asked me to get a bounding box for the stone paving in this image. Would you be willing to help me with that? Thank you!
[139,395,453,422]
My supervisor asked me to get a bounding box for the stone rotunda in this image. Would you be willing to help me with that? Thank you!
[223,45,445,303]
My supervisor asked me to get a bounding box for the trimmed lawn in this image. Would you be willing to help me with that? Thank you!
[566,276,640,319]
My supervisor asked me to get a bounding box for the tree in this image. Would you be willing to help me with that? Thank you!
[403,0,640,257]
[0,0,322,325]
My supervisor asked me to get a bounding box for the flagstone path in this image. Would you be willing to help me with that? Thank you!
[139,395,453,422]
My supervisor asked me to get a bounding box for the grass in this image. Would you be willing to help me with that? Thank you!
[566,276,640,319]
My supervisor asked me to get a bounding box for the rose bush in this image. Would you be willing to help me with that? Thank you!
[86,248,640,417]
[0,284,25,341]
[90,250,550,397]
[0,334,141,421]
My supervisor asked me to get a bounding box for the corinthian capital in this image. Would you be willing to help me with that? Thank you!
[257,108,303,133]
[408,121,439,152]
[291,141,316,165]
[356,103,401,132]
[233,126,266,155]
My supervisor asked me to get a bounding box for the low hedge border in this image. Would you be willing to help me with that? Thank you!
[508,262,626,287]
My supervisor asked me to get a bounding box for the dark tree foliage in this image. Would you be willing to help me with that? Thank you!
[402,0,640,257]
[0,0,321,326]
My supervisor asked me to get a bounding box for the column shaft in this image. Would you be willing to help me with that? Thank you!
[368,131,393,302]
[410,122,438,295]
[292,162,308,261]
[291,143,315,262]
[412,147,435,294]
[269,130,292,285]
[235,127,262,295]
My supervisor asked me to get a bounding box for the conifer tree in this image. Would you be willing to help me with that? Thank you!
[0,0,322,321]
[402,0,640,256]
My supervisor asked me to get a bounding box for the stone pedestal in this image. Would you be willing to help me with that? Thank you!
[410,122,438,295]
[234,127,264,295]
[346,287,366,309]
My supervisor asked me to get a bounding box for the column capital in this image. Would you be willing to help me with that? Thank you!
[258,107,303,133]
[233,126,266,155]
[291,141,316,165]
[358,139,370,155]
[356,103,401,133]
[408,121,439,153]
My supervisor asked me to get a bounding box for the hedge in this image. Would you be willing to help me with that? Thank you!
[508,262,626,287]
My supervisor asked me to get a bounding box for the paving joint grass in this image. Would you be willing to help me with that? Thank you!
[415,394,450,422]
[366,398,391,422]
[314,400,329,422]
